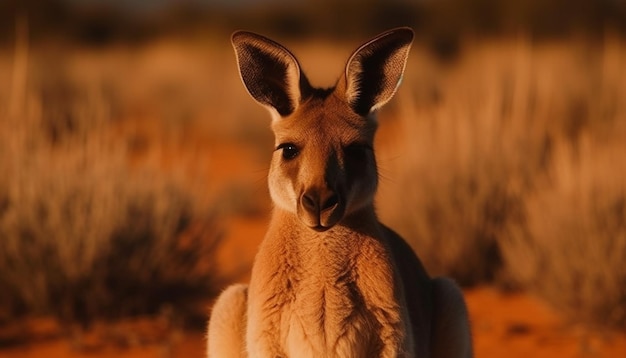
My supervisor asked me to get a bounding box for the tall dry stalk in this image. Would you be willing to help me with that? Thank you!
[8,14,28,119]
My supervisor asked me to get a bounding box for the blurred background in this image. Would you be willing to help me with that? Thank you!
[0,0,625,357]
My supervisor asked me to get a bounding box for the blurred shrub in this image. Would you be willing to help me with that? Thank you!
[379,39,549,285]
[497,35,626,329]
[378,36,626,329]
[0,161,222,328]
[502,136,626,330]
[0,62,222,330]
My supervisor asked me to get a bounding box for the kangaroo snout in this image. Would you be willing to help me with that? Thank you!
[299,186,344,230]
[301,188,339,213]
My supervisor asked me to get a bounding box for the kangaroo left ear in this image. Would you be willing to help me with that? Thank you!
[232,31,310,118]
[338,27,414,116]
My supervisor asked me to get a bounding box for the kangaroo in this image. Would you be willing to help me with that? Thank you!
[207,27,473,358]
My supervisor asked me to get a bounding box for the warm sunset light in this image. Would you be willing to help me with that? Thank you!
[0,1,625,357]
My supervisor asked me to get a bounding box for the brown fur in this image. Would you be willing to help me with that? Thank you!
[207,27,472,358]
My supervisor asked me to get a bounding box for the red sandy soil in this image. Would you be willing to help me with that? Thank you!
[3,286,625,358]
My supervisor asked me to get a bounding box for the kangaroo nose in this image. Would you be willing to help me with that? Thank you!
[298,187,345,230]
[302,189,339,214]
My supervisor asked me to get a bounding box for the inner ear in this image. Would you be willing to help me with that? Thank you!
[232,31,310,117]
[340,27,414,116]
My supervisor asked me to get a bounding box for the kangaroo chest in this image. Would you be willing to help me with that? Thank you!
[254,232,401,357]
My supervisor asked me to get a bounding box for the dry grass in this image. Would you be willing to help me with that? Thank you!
[377,34,626,328]
[0,28,224,334]
[503,134,626,329]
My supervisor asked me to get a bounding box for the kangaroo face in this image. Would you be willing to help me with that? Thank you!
[268,95,378,230]
[232,28,413,231]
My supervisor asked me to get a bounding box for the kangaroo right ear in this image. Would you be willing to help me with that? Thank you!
[231,31,308,118]
[339,27,414,116]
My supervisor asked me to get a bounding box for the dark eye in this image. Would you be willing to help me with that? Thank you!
[277,143,299,160]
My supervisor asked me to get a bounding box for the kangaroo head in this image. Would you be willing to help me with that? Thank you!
[232,28,413,231]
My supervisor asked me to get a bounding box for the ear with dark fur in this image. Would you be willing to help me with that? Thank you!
[231,31,310,117]
[338,27,414,116]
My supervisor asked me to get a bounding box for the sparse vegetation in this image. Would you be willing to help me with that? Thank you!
[377,35,626,328]
[0,7,625,345]
[502,134,626,330]
[0,34,224,334]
